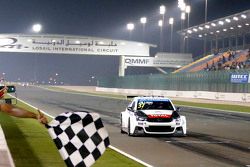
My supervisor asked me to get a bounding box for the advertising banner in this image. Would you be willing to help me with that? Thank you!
[0,34,151,56]
[123,56,191,68]
[230,73,250,83]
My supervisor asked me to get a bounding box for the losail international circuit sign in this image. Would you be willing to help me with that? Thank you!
[0,34,152,56]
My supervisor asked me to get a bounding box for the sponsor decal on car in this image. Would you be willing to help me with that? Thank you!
[147,114,172,118]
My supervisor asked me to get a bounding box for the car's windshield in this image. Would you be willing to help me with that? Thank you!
[137,99,174,110]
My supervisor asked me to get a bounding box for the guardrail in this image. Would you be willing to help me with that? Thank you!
[99,69,250,93]
[96,87,250,102]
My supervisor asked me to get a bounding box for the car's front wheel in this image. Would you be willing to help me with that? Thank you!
[128,119,134,136]
[120,116,126,134]
[175,127,186,137]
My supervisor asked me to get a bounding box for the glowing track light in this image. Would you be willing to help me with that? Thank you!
[233,17,238,21]
[211,23,216,27]
[241,14,247,19]
[218,21,224,25]
[205,25,210,29]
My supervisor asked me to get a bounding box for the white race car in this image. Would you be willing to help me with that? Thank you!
[120,96,187,136]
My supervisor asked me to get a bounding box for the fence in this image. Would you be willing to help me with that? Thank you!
[99,70,250,93]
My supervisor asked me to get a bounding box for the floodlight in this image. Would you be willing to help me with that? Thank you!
[169,17,174,25]
[181,12,186,20]
[140,17,147,24]
[158,20,163,27]
[127,23,134,30]
[160,5,166,15]
[185,5,191,13]
[32,24,42,32]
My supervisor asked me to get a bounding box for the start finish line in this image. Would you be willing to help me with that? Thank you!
[0,34,154,56]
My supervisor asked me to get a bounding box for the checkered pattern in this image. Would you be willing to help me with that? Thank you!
[46,111,110,167]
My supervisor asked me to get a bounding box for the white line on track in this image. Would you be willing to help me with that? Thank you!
[9,94,154,167]
[165,140,230,144]
[38,86,125,100]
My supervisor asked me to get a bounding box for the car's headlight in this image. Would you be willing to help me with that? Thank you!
[136,116,147,121]
[135,111,147,121]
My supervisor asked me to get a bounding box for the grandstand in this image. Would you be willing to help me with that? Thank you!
[175,9,250,73]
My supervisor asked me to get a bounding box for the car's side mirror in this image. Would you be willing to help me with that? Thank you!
[176,107,181,112]
[127,107,133,111]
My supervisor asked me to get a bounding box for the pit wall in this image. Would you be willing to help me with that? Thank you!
[96,87,250,102]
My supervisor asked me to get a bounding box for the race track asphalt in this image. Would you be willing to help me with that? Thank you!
[15,86,250,167]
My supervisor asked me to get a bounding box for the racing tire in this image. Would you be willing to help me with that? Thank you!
[120,116,126,134]
[128,119,134,137]
[176,127,186,137]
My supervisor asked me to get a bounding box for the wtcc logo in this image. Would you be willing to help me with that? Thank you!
[230,73,249,83]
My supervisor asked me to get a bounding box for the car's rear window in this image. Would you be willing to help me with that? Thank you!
[137,99,174,110]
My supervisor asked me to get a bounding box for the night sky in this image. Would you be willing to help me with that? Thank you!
[0,0,250,85]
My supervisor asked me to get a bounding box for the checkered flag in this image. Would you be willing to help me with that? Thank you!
[46,111,110,167]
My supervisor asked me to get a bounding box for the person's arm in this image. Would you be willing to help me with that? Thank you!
[0,103,48,124]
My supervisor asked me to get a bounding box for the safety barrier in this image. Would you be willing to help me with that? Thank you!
[96,87,250,102]
[98,69,250,93]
